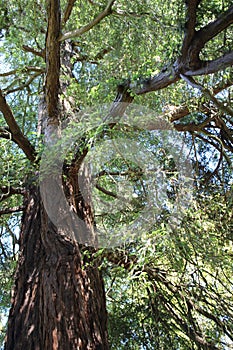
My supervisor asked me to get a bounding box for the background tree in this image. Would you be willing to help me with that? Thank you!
[0,0,232,349]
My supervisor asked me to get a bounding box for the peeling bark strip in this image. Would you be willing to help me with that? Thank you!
[45,0,61,127]
[5,187,109,350]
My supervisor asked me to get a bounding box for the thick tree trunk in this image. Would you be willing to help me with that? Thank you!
[5,1,109,348]
[5,185,109,350]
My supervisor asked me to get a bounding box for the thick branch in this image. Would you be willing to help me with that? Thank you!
[185,5,233,69]
[129,71,232,135]
[0,91,37,163]
[59,0,116,41]
[134,66,179,95]
[106,4,233,114]
[195,5,233,48]
[181,0,200,59]
[185,51,233,76]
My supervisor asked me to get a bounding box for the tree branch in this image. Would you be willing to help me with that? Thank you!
[185,51,233,76]
[0,206,24,215]
[195,5,233,48]
[22,45,45,59]
[194,133,232,164]
[0,91,37,163]
[167,77,233,122]
[62,0,76,26]
[180,74,233,118]
[0,186,25,196]
[59,0,116,41]
[181,0,200,59]
[134,66,179,95]
[95,170,136,178]
[4,71,44,95]
[112,10,151,18]
[184,4,233,70]
[95,183,118,198]
[0,126,11,140]
[0,66,45,77]
[0,186,25,202]
[157,293,220,349]
[174,116,213,132]
[105,250,224,349]
[107,62,232,127]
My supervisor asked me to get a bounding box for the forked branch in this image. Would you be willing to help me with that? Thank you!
[59,0,116,41]
[181,0,201,59]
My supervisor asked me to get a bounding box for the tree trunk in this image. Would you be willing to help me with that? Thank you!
[4,185,109,350]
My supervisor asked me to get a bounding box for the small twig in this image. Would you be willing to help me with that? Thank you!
[95,183,118,198]
[0,126,11,140]
[205,147,223,183]
[194,132,231,165]
[0,66,45,77]
[180,74,233,118]
[4,72,43,95]
[112,10,151,17]
[95,170,134,178]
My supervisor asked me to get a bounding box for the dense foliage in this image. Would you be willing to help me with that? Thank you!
[0,0,232,348]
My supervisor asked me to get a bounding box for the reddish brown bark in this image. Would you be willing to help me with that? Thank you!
[5,185,109,350]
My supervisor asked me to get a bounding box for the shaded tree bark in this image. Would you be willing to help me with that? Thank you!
[5,185,109,350]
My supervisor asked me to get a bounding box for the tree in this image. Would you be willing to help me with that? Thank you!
[0,0,232,349]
